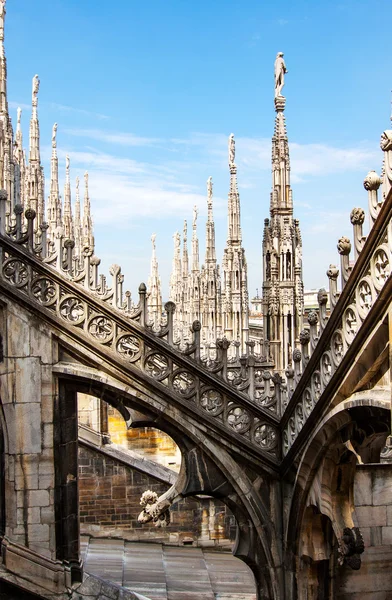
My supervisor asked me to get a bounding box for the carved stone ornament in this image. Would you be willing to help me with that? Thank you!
[138,490,171,528]
[299,329,310,345]
[350,207,365,225]
[337,236,351,255]
[307,311,318,326]
[293,348,302,363]
[380,130,392,152]
[363,170,381,191]
[338,527,365,570]
[253,424,277,451]
[200,389,224,416]
[317,288,328,305]
[327,264,339,280]
[227,405,251,434]
[144,353,169,379]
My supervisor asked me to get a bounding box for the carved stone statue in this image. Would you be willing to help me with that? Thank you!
[229,133,235,164]
[207,176,213,200]
[65,155,70,171]
[52,123,57,147]
[274,52,287,98]
[32,75,40,105]
[151,233,156,251]
[192,205,198,228]
[0,1,5,19]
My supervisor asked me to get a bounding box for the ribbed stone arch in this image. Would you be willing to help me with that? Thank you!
[54,364,283,600]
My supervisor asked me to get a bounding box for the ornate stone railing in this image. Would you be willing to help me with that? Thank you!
[281,182,392,457]
[0,226,280,463]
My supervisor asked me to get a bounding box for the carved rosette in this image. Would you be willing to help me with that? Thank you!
[331,330,345,367]
[227,405,251,434]
[59,295,85,324]
[88,315,114,343]
[342,304,358,345]
[371,245,390,291]
[253,423,277,452]
[172,370,196,397]
[144,352,169,380]
[200,389,224,416]
[116,334,141,361]
[31,277,57,306]
[3,258,28,289]
[355,277,374,319]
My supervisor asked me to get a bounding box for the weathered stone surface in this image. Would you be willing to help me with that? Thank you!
[353,469,372,506]
[356,506,387,527]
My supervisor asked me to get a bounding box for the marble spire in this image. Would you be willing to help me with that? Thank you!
[63,155,73,240]
[47,123,61,233]
[82,171,94,252]
[191,205,199,273]
[205,176,216,264]
[262,53,304,372]
[227,134,242,244]
[147,233,163,329]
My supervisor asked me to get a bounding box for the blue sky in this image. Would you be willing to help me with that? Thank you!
[5,0,391,299]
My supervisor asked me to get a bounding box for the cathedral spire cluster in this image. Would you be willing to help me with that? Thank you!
[0,0,95,263]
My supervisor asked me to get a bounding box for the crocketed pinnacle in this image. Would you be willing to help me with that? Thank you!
[227,133,242,244]
[191,205,199,273]
[47,123,61,230]
[182,219,189,278]
[205,176,216,264]
[29,75,40,163]
[82,171,94,251]
[63,155,73,239]
[0,0,8,114]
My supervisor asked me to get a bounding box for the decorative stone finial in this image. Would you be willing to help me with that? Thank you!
[363,170,381,191]
[337,236,351,256]
[327,264,339,280]
[317,288,328,305]
[350,207,365,225]
[299,329,310,345]
[307,311,319,326]
[293,348,302,363]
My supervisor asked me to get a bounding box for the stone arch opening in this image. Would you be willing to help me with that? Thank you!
[54,372,273,598]
[286,397,391,599]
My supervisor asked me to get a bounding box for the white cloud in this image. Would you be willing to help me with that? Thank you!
[49,103,109,120]
[65,128,160,147]
[9,101,30,111]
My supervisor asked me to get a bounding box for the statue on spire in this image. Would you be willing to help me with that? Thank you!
[229,134,235,165]
[192,205,198,229]
[0,1,5,17]
[52,123,57,148]
[207,176,213,202]
[32,75,40,106]
[151,233,156,252]
[66,155,70,171]
[17,106,21,126]
[274,52,287,98]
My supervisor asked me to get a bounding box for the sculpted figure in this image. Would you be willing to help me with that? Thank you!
[207,176,213,199]
[192,205,198,228]
[32,74,40,104]
[274,52,287,98]
[151,232,156,251]
[0,1,5,18]
[52,123,57,147]
[229,133,235,164]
